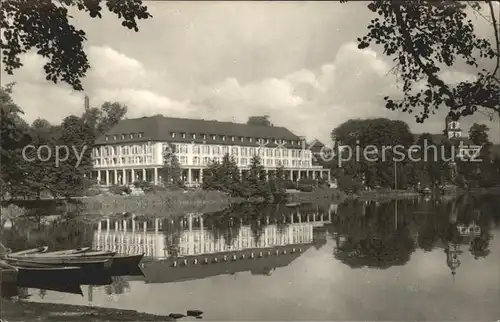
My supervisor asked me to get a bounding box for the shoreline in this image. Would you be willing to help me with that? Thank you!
[1,299,174,321]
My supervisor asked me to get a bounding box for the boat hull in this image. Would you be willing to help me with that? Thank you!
[108,254,144,276]
[10,259,113,286]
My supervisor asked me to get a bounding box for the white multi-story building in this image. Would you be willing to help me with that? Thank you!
[91,115,331,186]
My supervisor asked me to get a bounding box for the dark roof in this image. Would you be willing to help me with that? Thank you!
[95,115,302,148]
[308,140,326,153]
[141,244,311,283]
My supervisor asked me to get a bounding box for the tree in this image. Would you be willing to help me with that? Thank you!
[0,83,31,199]
[82,101,128,137]
[245,156,270,199]
[468,123,490,146]
[352,1,499,122]
[1,0,152,91]
[51,115,95,197]
[201,154,242,196]
[96,102,128,135]
[247,115,273,127]
[332,118,415,190]
[161,144,182,187]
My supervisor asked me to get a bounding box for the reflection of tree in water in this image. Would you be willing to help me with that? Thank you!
[333,197,498,268]
[104,276,130,295]
[334,226,416,269]
[38,288,47,299]
[163,217,182,259]
[333,201,416,269]
[1,211,94,252]
[469,236,491,259]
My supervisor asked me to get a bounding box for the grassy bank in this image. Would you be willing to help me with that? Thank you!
[351,189,421,201]
[287,188,347,204]
[78,190,236,216]
[1,299,174,321]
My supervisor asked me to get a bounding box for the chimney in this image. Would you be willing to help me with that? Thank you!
[84,95,90,110]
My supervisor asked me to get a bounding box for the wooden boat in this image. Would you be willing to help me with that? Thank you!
[15,249,116,259]
[1,259,81,286]
[5,257,113,270]
[0,260,18,284]
[42,247,91,256]
[8,246,48,257]
[106,254,145,276]
[6,257,114,285]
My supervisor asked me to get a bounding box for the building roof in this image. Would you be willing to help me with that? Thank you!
[141,244,311,283]
[308,140,326,153]
[95,115,302,148]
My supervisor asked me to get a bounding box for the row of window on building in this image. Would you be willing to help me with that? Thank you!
[93,143,153,157]
[103,132,303,146]
[94,155,311,167]
[105,133,144,141]
[93,143,312,159]
[168,132,302,146]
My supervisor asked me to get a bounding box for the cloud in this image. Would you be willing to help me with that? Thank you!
[2,1,498,143]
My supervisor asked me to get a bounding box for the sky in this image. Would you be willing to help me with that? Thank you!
[2,1,499,144]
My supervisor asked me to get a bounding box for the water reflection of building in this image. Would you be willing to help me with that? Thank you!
[92,209,333,283]
[93,217,168,258]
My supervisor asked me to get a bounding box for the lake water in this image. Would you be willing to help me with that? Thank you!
[2,196,500,321]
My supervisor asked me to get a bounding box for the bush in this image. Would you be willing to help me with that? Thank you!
[284,180,298,189]
[337,174,363,193]
[83,187,101,197]
[297,184,315,192]
[109,185,131,195]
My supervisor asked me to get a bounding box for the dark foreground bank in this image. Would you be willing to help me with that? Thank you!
[1,299,174,321]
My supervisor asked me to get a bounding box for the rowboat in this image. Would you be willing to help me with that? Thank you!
[107,254,145,276]
[42,247,91,256]
[6,258,114,285]
[0,260,18,284]
[8,246,48,257]
[14,249,116,259]
[1,259,81,285]
[5,257,113,271]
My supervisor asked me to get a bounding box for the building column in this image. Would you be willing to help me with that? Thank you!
[155,218,159,234]
[200,168,204,183]
[132,215,136,232]
[306,170,310,179]
[200,216,205,253]
[143,221,147,233]
[123,220,127,232]
[154,168,158,185]
[289,169,293,181]
[142,168,146,182]
[97,171,101,185]
[113,170,118,185]
[327,170,331,182]
[105,170,110,186]
[106,219,110,232]
[131,169,135,183]
[312,171,315,180]
[97,221,102,233]
[122,169,126,185]
[187,168,192,184]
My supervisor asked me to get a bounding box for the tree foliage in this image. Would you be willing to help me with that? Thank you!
[1,84,130,199]
[353,0,499,121]
[161,144,183,188]
[247,115,273,127]
[1,0,152,91]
